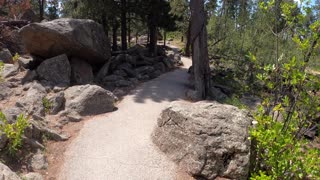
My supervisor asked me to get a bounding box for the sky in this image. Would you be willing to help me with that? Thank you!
[294,0,317,6]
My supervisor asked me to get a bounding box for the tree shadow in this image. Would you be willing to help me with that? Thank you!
[131,67,192,104]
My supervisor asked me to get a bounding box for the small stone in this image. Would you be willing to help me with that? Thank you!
[30,151,48,170]
[22,172,44,180]
[2,64,18,78]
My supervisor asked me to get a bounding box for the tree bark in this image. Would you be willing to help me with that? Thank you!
[164,30,166,47]
[121,0,127,50]
[149,22,157,56]
[112,19,119,51]
[38,0,45,21]
[190,0,211,99]
[148,12,157,56]
[127,6,131,48]
[185,20,192,57]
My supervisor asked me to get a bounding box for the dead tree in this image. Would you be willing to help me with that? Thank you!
[190,0,211,99]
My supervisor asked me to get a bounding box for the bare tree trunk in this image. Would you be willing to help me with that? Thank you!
[149,23,157,56]
[148,12,157,56]
[112,20,119,51]
[147,28,150,44]
[127,7,131,48]
[121,0,127,50]
[185,20,192,57]
[164,30,166,47]
[38,0,45,21]
[190,0,211,99]
[136,32,138,44]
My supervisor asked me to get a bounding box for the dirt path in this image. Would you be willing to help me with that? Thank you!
[58,52,192,180]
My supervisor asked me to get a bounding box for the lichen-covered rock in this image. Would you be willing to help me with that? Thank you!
[0,162,21,180]
[36,54,71,86]
[29,151,48,171]
[152,101,252,180]
[19,18,111,64]
[64,85,118,116]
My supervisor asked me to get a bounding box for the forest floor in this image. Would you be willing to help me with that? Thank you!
[49,47,194,180]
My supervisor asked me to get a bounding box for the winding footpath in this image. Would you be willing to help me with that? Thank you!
[58,51,192,180]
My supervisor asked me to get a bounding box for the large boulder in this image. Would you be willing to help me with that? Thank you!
[0,48,13,64]
[70,58,94,85]
[64,85,118,116]
[36,54,71,86]
[152,101,252,180]
[0,162,21,180]
[19,18,111,64]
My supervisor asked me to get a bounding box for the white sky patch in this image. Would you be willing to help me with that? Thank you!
[294,0,302,5]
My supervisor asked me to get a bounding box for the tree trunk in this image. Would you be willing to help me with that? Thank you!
[121,0,127,50]
[190,0,211,99]
[164,30,166,47]
[136,32,138,44]
[112,20,119,51]
[185,20,192,57]
[101,13,108,37]
[148,12,157,56]
[127,8,131,48]
[149,23,157,56]
[39,0,44,21]
[147,28,150,44]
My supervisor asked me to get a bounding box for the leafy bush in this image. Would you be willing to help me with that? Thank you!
[0,112,29,155]
[223,95,247,109]
[42,97,53,114]
[249,55,320,179]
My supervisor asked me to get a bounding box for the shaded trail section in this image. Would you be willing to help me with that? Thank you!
[59,53,192,180]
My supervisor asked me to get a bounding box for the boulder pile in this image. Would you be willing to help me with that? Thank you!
[0,18,182,179]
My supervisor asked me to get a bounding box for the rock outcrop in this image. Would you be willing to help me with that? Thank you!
[70,57,94,85]
[19,18,111,64]
[36,54,71,86]
[0,48,13,64]
[64,85,118,116]
[152,101,252,180]
[0,162,21,180]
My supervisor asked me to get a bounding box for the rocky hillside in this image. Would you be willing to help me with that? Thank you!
[0,18,183,179]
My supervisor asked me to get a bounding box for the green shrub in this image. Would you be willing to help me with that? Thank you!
[249,55,320,179]
[12,53,20,62]
[0,112,29,155]
[223,95,247,109]
[42,97,53,114]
